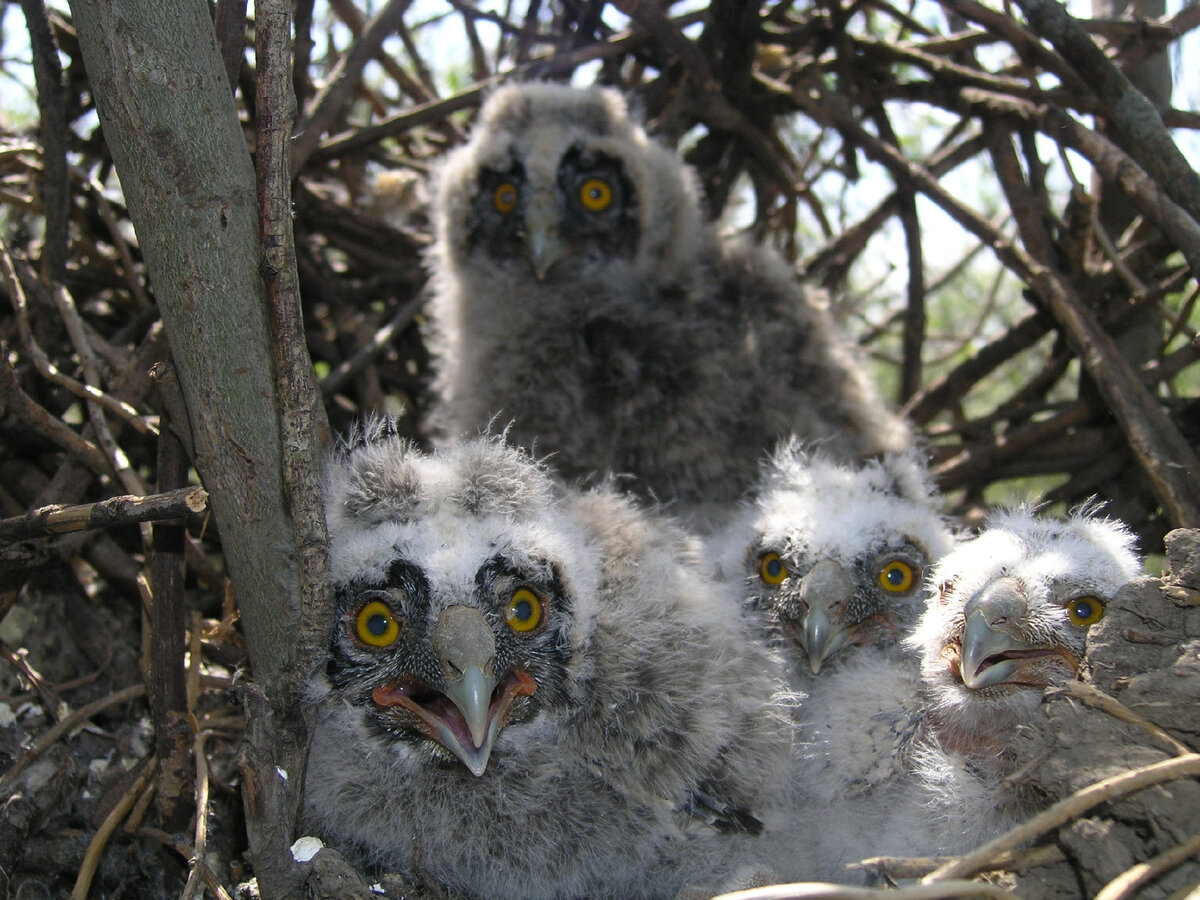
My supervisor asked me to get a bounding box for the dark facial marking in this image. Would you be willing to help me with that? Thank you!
[556,145,639,259]
[468,161,527,258]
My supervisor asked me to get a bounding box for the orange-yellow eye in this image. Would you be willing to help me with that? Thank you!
[355,599,401,647]
[579,178,612,212]
[493,182,518,214]
[1066,595,1104,627]
[505,588,543,633]
[758,552,788,586]
[879,560,915,593]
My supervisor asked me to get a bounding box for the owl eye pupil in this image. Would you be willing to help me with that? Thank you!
[355,599,402,647]
[505,588,544,632]
[879,560,915,592]
[758,552,787,585]
[579,178,613,211]
[1065,595,1104,627]
[493,182,518,214]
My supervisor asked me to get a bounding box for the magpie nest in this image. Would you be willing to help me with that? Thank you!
[3,0,1200,896]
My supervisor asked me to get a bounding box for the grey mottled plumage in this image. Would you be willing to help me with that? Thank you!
[302,420,793,899]
[424,83,909,515]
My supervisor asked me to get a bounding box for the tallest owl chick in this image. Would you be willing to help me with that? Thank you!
[425,82,908,513]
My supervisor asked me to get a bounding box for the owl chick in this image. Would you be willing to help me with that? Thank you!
[708,440,954,682]
[908,503,1142,766]
[302,420,793,899]
[778,505,1141,880]
[702,444,951,880]
[424,82,908,516]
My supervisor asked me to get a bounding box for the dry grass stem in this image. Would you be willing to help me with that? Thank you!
[0,683,147,795]
[69,754,157,900]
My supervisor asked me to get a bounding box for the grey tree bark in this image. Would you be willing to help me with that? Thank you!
[66,0,298,681]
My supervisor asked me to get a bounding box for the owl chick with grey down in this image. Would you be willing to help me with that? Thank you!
[302,419,795,900]
[424,82,909,517]
[780,504,1143,880]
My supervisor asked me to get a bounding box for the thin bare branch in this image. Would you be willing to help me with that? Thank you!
[923,754,1200,882]
[0,485,206,543]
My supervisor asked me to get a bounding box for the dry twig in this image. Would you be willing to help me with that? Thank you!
[923,754,1200,882]
[0,485,207,543]
[1049,679,1195,757]
[70,754,157,900]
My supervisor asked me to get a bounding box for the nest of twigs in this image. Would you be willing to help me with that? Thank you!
[1,0,1199,897]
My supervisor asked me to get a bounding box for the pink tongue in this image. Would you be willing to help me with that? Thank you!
[372,681,471,743]
[422,694,475,745]
[372,671,539,748]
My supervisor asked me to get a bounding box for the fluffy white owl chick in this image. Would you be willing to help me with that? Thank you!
[907,504,1142,765]
[777,506,1140,881]
[776,651,1003,880]
[424,82,909,517]
[708,441,954,681]
[303,419,794,899]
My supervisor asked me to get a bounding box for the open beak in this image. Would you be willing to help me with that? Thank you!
[957,579,1072,690]
[372,605,537,776]
[959,608,1033,689]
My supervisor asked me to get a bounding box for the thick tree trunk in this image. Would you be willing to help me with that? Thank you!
[66,0,298,681]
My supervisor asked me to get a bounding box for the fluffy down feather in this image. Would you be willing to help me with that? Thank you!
[424,83,908,518]
[777,651,1012,881]
[770,505,1139,881]
[707,441,954,682]
[706,445,958,881]
[908,503,1142,764]
[773,505,1142,880]
[303,420,794,899]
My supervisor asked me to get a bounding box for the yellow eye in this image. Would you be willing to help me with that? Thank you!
[1066,595,1104,627]
[758,552,788,586]
[579,178,613,212]
[505,588,543,633]
[493,182,518,214]
[879,560,915,593]
[355,599,401,647]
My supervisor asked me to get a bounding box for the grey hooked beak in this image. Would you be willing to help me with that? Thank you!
[372,605,538,777]
[430,605,499,776]
[525,222,567,280]
[959,578,1032,690]
[796,558,853,674]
